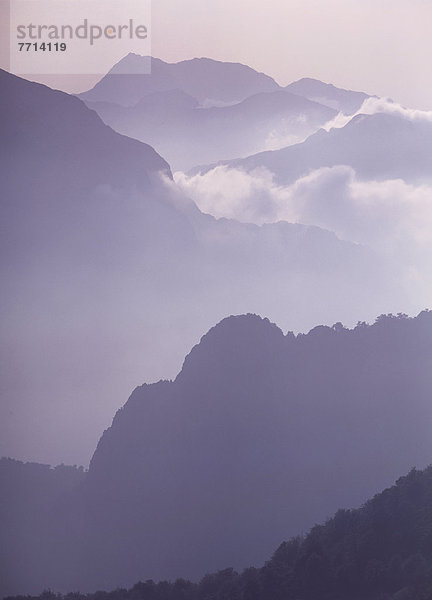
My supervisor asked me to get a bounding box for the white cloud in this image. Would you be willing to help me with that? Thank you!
[174,164,432,255]
[323,96,432,131]
[175,163,432,304]
[174,166,290,224]
[264,114,309,150]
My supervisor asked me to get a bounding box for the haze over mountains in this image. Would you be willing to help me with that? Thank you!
[0,66,398,466]
[80,56,432,317]
[82,311,432,589]
[79,55,280,106]
[2,51,432,599]
[7,463,432,600]
[79,55,373,171]
[285,77,371,114]
[1,311,432,596]
[84,88,336,171]
[200,111,432,185]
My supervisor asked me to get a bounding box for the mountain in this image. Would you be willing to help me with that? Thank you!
[166,464,432,600]
[7,465,432,600]
[0,68,400,470]
[0,459,86,596]
[194,112,432,185]
[0,68,170,191]
[79,55,280,107]
[285,77,371,114]
[2,311,427,594]
[0,67,202,465]
[77,311,432,590]
[84,89,337,171]
[81,61,380,171]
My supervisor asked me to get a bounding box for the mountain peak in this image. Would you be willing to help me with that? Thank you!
[290,76,338,90]
[288,76,363,95]
[80,55,280,106]
[176,314,285,384]
[285,77,371,114]
[109,53,155,75]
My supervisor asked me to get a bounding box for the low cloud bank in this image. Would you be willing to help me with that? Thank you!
[264,114,310,150]
[324,96,432,131]
[175,164,432,301]
[175,165,432,244]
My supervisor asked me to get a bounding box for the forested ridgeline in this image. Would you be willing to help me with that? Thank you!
[5,465,432,600]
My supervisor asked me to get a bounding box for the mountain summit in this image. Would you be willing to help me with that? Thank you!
[81,310,432,590]
[2,310,432,595]
[0,68,397,471]
[79,55,280,106]
[285,77,371,114]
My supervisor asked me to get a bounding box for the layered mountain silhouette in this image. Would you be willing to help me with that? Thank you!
[0,67,199,464]
[285,77,371,114]
[84,89,336,171]
[1,311,432,596]
[4,44,432,600]
[193,111,432,185]
[0,68,398,467]
[6,465,432,600]
[0,68,170,191]
[79,55,280,107]
[79,56,380,171]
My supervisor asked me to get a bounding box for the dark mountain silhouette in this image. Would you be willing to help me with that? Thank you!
[194,112,432,185]
[0,459,86,596]
[79,55,280,107]
[79,311,432,590]
[2,311,430,595]
[6,465,432,600]
[0,68,398,469]
[285,77,371,114]
[0,68,171,193]
[0,66,201,465]
[84,89,336,171]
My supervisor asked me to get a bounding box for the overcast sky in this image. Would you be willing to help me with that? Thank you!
[1,0,431,108]
[152,0,432,109]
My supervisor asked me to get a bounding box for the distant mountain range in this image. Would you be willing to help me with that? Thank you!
[285,76,372,114]
[1,311,432,596]
[0,68,398,468]
[79,55,280,107]
[79,55,372,171]
[84,89,336,171]
[3,51,432,600]
[193,111,432,185]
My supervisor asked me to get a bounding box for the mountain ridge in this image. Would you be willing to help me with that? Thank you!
[82,82,337,171]
[285,76,372,114]
[2,310,432,595]
[80,310,432,590]
[5,464,432,600]
[1,67,401,470]
[79,55,280,107]
[191,111,432,185]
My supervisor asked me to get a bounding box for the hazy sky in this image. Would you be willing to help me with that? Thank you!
[150,0,432,109]
[1,0,432,108]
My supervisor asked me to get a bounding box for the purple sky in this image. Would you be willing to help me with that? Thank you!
[1,0,432,109]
